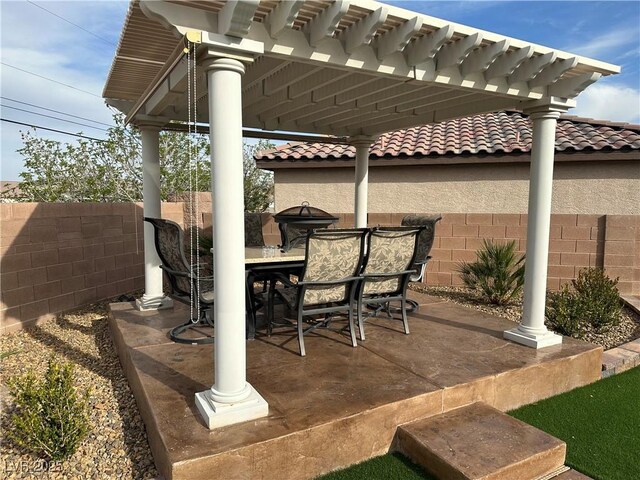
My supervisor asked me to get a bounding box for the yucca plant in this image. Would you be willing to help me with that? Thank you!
[457,239,525,305]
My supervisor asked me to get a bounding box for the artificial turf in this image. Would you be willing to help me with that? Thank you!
[510,365,640,480]
[316,452,435,480]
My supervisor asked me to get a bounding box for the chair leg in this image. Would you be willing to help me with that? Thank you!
[348,304,357,348]
[297,308,306,357]
[267,279,276,336]
[401,297,410,334]
[357,294,366,341]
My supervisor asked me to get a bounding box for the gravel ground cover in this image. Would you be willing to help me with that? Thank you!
[0,297,158,480]
[411,284,640,350]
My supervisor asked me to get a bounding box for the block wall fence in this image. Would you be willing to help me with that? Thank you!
[2,200,638,334]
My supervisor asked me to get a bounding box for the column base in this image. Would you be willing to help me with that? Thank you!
[195,383,268,429]
[135,294,174,311]
[504,326,563,349]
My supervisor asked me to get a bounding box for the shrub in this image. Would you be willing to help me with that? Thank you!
[545,285,583,336]
[7,358,90,461]
[546,268,622,335]
[457,239,525,305]
[573,268,622,330]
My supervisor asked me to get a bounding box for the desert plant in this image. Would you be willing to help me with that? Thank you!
[545,285,584,336]
[457,239,525,305]
[573,268,622,330]
[6,358,90,461]
[545,268,622,335]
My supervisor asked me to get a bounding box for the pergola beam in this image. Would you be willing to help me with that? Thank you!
[509,52,557,84]
[405,25,454,67]
[218,0,260,37]
[263,0,304,38]
[375,16,423,60]
[485,46,534,80]
[338,6,388,54]
[436,33,483,70]
[529,57,578,88]
[460,39,510,77]
[304,0,350,47]
[548,72,601,98]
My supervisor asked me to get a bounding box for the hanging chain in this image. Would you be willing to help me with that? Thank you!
[192,40,201,323]
[187,41,195,324]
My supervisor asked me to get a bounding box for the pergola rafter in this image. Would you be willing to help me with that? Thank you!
[103,0,620,431]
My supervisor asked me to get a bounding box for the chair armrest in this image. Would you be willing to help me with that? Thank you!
[297,276,361,287]
[361,269,416,279]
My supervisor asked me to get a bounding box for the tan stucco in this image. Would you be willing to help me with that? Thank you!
[273,161,640,215]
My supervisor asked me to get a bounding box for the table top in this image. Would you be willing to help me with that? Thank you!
[244,247,306,265]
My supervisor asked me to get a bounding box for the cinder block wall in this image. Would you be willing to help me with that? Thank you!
[3,204,638,334]
[0,202,184,333]
[253,212,637,295]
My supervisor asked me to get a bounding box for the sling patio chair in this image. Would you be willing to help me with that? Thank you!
[356,226,423,341]
[400,214,442,311]
[144,217,215,345]
[267,228,368,356]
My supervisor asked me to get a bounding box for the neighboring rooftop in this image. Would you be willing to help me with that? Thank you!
[255,111,640,166]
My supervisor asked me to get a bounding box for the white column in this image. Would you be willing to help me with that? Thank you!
[195,57,268,429]
[351,136,375,228]
[136,124,173,311]
[504,108,563,348]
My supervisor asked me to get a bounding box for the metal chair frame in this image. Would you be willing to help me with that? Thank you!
[144,217,215,345]
[356,226,423,341]
[267,228,368,356]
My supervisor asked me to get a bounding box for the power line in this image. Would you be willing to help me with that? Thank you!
[1,97,113,127]
[1,63,101,98]
[1,104,109,132]
[1,118,106,142]
[26,0,116,47]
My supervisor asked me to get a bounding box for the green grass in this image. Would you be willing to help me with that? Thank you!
[317,453,435,480]
[510,366,640,480]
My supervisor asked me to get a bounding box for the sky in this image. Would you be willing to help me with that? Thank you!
[1,0,639,181]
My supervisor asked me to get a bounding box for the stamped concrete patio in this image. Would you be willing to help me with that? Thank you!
[108,290,601,480]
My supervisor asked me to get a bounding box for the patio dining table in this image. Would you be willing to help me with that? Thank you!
[244,247,305,339]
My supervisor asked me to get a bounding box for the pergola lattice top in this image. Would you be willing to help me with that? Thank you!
[103,0,619,137]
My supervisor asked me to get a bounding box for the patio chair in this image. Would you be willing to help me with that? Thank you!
[400,214,442,311]
[356,226,423,341]
[267,228,368,356]
[244,212,281,326]
[144,217,215,345]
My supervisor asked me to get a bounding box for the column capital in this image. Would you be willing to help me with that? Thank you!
[521,96,574,116]
[349,135,377,148]
[201,56,246,75]
[133,115,169,130]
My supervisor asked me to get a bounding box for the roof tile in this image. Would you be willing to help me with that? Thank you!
[256,111,640,162]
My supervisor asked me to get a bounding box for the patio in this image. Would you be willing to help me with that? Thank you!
[108,289,601,480]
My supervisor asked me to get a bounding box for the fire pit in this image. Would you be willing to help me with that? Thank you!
[274,202,339,251]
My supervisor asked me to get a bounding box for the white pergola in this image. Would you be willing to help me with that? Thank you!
[103,0,619,429]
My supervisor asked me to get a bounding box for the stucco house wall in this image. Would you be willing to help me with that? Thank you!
[272,159,639,215]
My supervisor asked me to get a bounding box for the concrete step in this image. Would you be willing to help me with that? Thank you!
[395,402,566,480]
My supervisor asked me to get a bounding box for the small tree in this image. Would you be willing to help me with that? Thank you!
[243,140,274,213]
[17,113,210,202]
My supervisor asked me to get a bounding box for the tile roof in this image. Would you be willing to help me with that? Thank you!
[255,111,640,163]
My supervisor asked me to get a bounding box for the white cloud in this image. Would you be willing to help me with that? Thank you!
[570,83,640,124]
[563,26,640,60]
